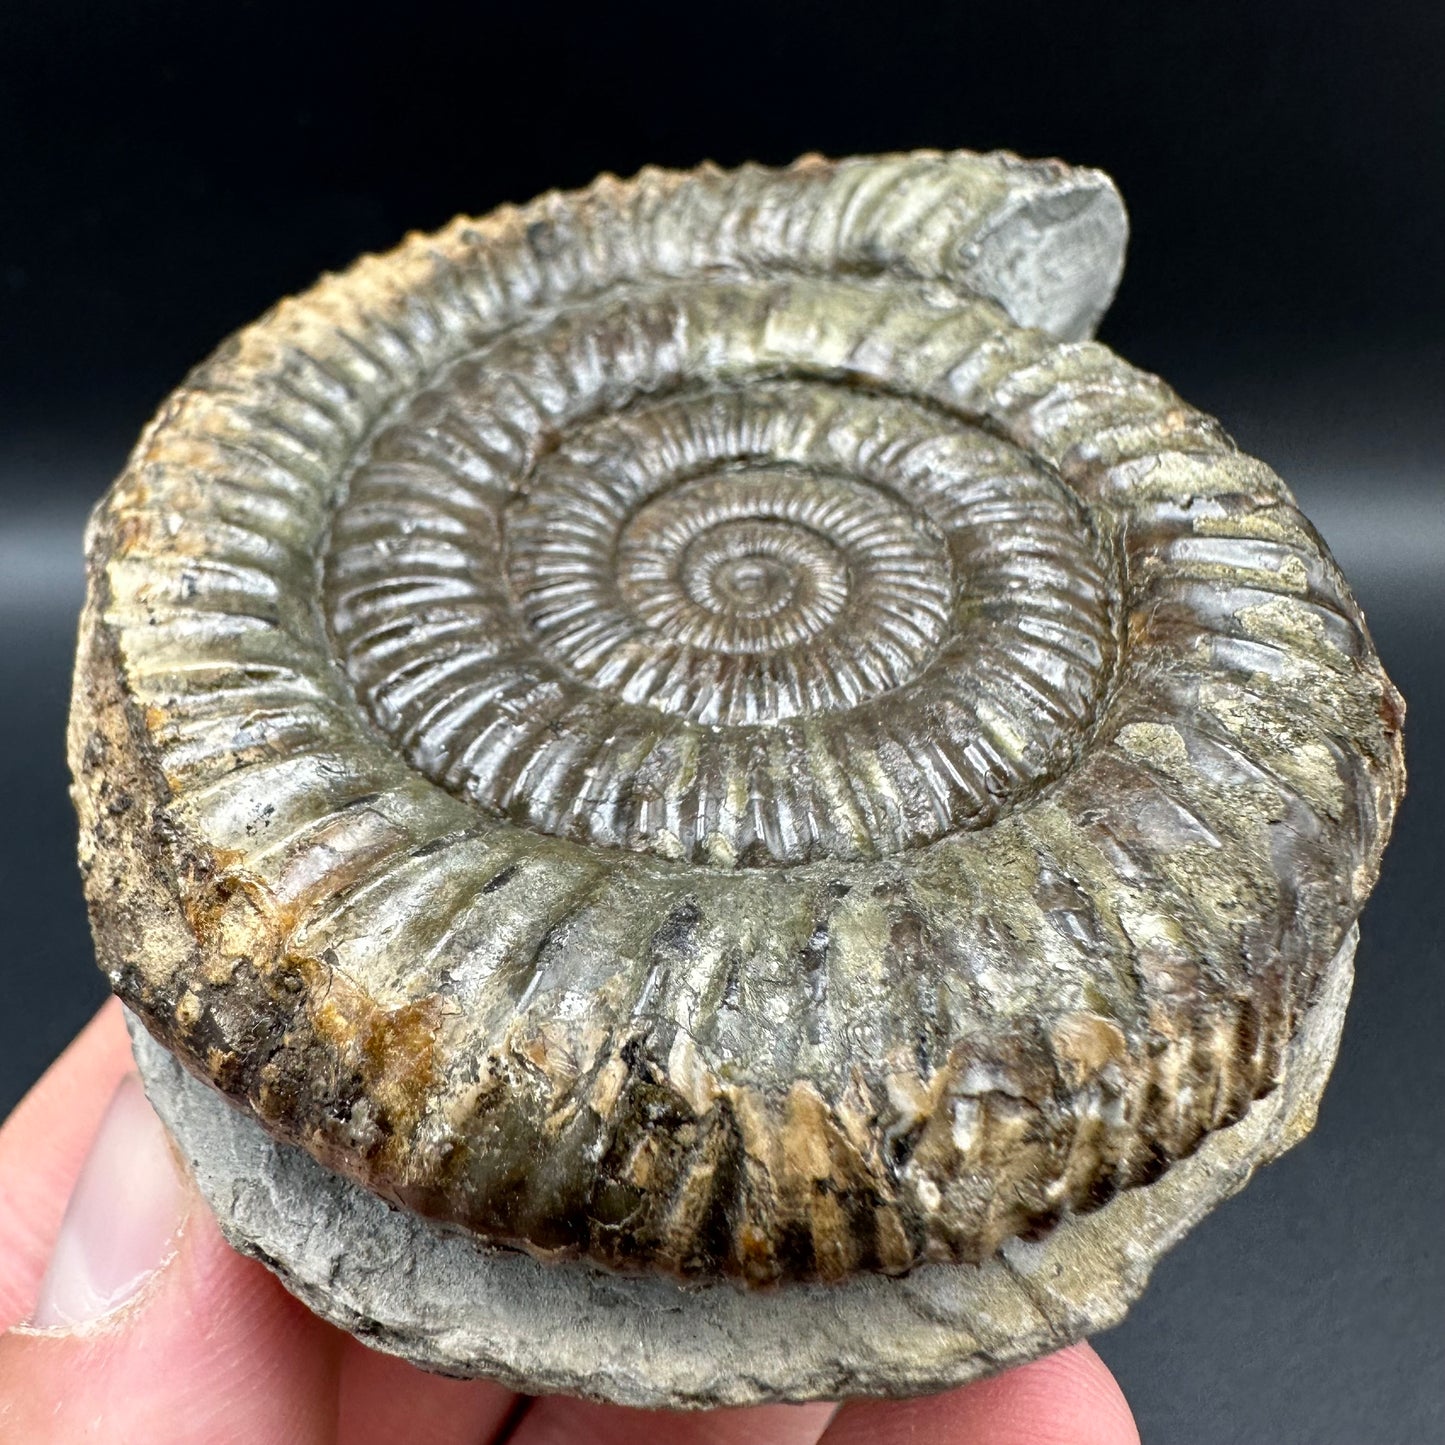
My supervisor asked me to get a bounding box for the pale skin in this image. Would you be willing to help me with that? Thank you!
[0,1001,1140,1444]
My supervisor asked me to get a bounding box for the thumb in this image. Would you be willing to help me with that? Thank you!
[0,1073,341,1445]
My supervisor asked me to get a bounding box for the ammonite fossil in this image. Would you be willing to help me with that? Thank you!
[70,150,1403,1404]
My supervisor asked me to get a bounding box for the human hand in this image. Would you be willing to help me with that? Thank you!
[0,1001,1139,1443]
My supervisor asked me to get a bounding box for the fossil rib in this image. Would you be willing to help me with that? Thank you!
[69,150,1403,1289]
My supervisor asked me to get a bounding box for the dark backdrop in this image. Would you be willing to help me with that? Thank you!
[1,5,1441,1442]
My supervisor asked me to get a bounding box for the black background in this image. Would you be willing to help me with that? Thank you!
[1,4,1441,1441]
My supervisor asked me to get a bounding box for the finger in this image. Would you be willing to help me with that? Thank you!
[338,1337,521,1445]
[821,1341,1139,1445]
[507,1396,837,1445]
[0,1073,344,1443]
[0,999,135,1328]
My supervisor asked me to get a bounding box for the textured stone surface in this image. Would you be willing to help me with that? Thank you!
[70,152,1403,1290]
[129,926,1355,1406]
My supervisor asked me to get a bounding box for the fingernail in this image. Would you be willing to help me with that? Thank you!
[29,1074,188,1329]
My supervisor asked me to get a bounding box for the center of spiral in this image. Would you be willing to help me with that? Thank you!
[700,551,795,617]
[625,492,854,658]
[326,365,1117,865]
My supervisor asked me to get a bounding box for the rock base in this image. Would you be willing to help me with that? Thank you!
[128,928,1354,1409]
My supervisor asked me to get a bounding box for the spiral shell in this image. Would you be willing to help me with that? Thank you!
[70,151,1403,1286]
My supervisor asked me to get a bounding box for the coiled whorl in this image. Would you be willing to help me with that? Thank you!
[70,152,1402,1285]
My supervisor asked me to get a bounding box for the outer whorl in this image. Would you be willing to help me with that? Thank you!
[69,150,1404,1287]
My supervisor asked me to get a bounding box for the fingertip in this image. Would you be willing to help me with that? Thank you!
[0,1186,343,1443]
[823,1340,1139,1445]
[338,1340,521,1445]
[0,998,139,1327]
[4,998,133,1131]
[28,1073,188,1329]
[509,1397,837,1445]
[1005,1341,1141,1445]
[2,1009,345,1441]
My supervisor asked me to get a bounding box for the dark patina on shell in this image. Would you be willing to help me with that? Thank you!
[70,151,1404,1287]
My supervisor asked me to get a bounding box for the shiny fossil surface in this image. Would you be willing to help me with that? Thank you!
[70,151,1403,1293]
[124,926,1361,1405]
